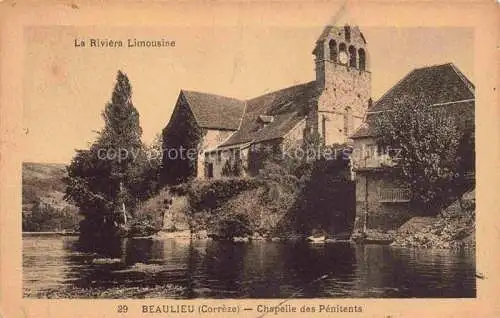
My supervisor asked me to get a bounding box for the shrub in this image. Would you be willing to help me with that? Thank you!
[23,201,80,232]
[214,213,252,238]
[186,178,261,213]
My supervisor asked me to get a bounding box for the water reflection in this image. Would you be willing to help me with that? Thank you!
[23,236,476,298]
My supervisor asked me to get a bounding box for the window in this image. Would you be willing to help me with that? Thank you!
[338,43,347,64]
[344,25,351,42]
[348,45,357,68]
[343,107,353,136]
[358,48,366,70]
[377,144,385,156]
[322,115,327,144]
[378,188,411,202]
[328,39,337,62]
[207,163,214,179]
[339,42,347,54]
[363,143,377,158]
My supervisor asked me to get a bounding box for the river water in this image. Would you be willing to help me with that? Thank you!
[23,235,476,298]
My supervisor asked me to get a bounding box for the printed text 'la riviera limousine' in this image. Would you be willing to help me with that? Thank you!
[74,38,176,48]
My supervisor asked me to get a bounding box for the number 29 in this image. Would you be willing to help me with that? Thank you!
[117,305,128,313]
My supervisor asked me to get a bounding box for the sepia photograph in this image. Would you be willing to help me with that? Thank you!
[0,1,498,317]
[21,22,477,300]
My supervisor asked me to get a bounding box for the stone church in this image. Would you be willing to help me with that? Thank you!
[162,25,371,182]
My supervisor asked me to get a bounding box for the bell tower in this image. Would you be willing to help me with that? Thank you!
[313,24,371,145]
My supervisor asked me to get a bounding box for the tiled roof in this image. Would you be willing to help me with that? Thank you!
[350,118,375,138]
[351,63,475,139]
[369,63,474,113]
[181,90,246,130]
[315,24,366,44]
[221,81,321,147]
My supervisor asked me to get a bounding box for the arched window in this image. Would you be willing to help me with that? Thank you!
[348,45,357,68]
[329,40,337,62]
[338,43,347,64]
[344,25,351,42]
[358,48,366,70]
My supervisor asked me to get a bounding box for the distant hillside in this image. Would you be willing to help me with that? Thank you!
[22,162,81,232]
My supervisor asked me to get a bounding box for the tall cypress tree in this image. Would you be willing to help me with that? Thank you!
[65,71,145,237]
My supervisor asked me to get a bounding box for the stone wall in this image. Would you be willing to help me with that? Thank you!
[316,63,371,146]
[162,194,190,231]
[355,171,415,231]
[313,25,371,146]
[282,119,306,146]
[198,129,235,179]
[315,25,369,88]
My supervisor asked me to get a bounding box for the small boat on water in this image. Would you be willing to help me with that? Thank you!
[307,235,326,243]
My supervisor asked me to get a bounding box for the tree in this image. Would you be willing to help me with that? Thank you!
[22,201,80,232]
[374,92,463,213]
[254,129,354,235]
[128,133,163,201]
[64,70,146,237]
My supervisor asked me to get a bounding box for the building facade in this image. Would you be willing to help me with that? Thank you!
[162,24,372,182]
[350,63,475,231]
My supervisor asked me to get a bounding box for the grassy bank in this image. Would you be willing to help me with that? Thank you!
[175,177,274,238]
[137,166,354,240]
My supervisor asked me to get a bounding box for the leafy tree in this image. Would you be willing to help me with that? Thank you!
[286,142,354,235]
[128,134,163,201]
[255,131,354,235]
[22,201,80,232]
[64,70,146,237]
[374,92,464,213]
[146,133,163,172]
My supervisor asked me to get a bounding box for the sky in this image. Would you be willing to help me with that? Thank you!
[23,25,473,164]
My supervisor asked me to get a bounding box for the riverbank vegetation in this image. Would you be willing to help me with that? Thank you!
[159,136,355,239]
[22,201,80,232]
[22,162,80,232]
[392,191,475,249]
[368,92,475,248]
[24,284,187,299]
[51,72,474,248]
[63,71,162,239]
[375,92,475,215]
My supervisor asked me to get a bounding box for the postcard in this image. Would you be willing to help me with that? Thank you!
[0,0,498,317]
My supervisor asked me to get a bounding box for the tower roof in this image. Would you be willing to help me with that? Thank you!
[313,24,367,55]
